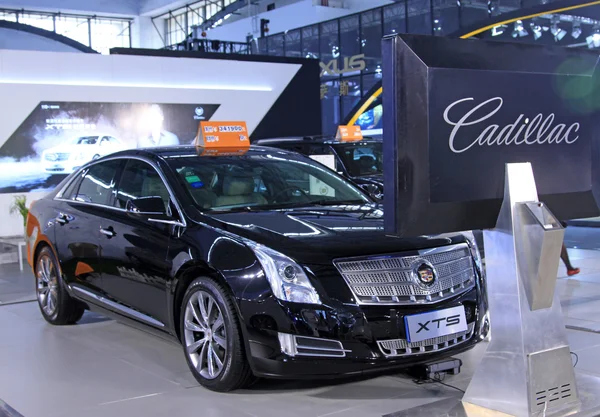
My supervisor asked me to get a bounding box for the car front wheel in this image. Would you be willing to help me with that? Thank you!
[180,277,254,392]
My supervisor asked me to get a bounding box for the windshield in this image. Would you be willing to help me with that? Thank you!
[333,142,383,177]
[167,154,369,212]
[70,136,99,145]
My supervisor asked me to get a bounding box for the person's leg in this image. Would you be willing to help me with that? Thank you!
[561,243,580,276]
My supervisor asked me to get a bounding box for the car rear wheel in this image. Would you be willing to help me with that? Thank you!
[180,277,254,392]
[35,246,85,325]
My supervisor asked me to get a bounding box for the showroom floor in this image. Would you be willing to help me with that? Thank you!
[2,244,600,416]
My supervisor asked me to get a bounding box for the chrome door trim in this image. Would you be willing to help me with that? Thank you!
[70,285,165,328]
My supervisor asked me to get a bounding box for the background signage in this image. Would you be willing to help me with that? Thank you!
[429,69,591,203]
[0,101,220,194]
[382,34,600,236]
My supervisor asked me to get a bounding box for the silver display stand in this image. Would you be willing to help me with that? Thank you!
[392,162,600,417]
[462,162,578,416]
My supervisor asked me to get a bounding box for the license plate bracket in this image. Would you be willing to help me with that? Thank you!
[404,305,468,343]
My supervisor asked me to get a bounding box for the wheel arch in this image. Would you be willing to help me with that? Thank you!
[171,261,239,342]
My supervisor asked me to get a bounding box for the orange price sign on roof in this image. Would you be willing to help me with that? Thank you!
[336,125,363,142]
[195,121,250,149]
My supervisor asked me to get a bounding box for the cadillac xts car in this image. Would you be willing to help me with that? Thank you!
[26,146,488,392]
[41,134,126,174]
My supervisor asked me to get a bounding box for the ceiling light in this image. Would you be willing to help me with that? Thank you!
[331,45,340,58]
[512,20,528,38]
[572,22,582,39]
[530,20,542,40]
[586,26,600,48]
[491,24,507,36]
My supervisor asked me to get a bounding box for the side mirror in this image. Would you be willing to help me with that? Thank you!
[359,183,383,201]
[126,196,166,215]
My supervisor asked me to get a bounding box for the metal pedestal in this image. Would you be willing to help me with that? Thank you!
[462,163,579,417]
[389,370,600,417]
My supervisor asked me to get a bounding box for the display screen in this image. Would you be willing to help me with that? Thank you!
[0,101,220,194]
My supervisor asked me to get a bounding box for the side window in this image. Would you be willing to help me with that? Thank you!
[115,159,171,211]
[60,172,85,200]
[308,145,340,172]
[75,160,122,205]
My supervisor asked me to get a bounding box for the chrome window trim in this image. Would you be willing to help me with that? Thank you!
[54,155,187,228]
[70,285,165,328]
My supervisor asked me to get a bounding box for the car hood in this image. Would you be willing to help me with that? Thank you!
[205,204,466,264]
[44,144,91,154]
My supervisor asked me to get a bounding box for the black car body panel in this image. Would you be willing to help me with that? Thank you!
[27,146,487,380]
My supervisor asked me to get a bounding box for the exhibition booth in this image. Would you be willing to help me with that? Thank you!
[2,25,600,417]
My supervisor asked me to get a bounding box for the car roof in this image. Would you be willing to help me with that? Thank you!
[254,136,382,146]
[103,145,299,159]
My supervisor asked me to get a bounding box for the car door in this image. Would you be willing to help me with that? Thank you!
[97,158,178,328]
[53,159,124,295]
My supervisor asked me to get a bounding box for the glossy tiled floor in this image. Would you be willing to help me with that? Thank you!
[2,247,600,417]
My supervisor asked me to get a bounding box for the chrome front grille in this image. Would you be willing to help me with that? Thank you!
[377,322,475,357]
[333,243,476,305]
[45,152,70,161]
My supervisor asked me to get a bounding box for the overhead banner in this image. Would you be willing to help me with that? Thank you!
[382,34,600,236]
[0,101,220,194]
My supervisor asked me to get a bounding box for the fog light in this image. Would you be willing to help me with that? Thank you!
[277,333,349,358]
[278,333,297,356]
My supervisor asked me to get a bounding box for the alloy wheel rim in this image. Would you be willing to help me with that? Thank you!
[36,254,58,316]
[183,290,227,380]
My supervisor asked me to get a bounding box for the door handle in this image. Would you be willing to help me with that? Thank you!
[100,227,116,238]
[56,213,69,225]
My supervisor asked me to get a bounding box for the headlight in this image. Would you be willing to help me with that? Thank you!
[74,152,86,160]
[247,242,321,305]
[462,231,484,274]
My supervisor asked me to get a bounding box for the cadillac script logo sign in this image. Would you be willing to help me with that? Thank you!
[427,69,591,204]
[443,97,581,154]
[414,262,436,286]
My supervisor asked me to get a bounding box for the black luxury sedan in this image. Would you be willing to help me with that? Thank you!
[254,136,384,199]
[26,145,488,392]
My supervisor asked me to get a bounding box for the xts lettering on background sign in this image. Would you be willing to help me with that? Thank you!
[428,69,592,203]
[320,54,366,77]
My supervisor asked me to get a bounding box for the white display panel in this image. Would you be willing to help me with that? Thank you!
[0,49,301,237]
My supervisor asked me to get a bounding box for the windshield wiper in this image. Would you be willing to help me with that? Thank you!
[309,199,367,207]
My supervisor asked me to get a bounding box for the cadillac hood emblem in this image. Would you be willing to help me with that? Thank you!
[413,261,436,286]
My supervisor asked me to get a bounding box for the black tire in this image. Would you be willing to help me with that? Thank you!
[180,277,254,392]
[35,246,85,325]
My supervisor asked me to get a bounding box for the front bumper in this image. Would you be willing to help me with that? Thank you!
[41,160,81,174]
[240,286,487,379]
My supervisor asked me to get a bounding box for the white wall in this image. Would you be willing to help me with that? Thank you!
[0,27,84,53]
[133,16,166,49]
[0,0,138,15]
[0,49,301,237]
[207,0,392,43]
